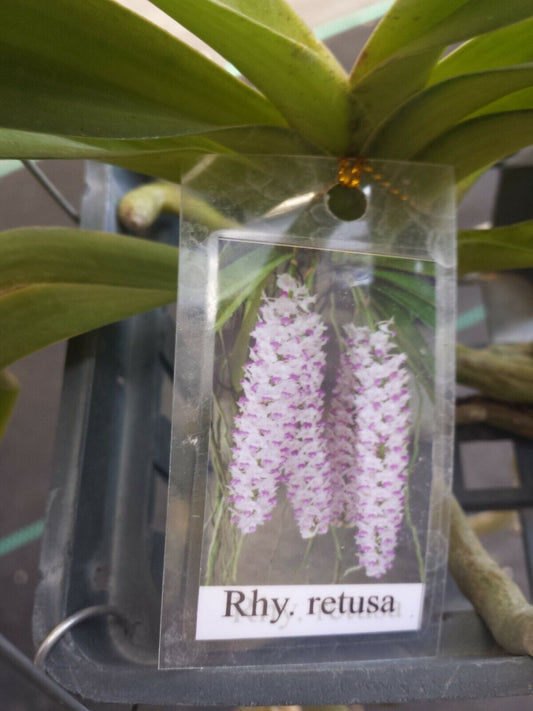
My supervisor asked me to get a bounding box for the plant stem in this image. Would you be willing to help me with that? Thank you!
[448,494,533,656]
[331,527,344,583]
[267,499,290,581]
[118,181,238,232]
[204,492,225,586]
[205,391,234,584]
[469,510,517,537]
[300,537,315,583]
[328,292,344,343]
[456,396,533,439]
[404,381,425,582]
[342,564,362,578]
[231,534,244,584]
[351,286,373,327]
[456,342,533,404]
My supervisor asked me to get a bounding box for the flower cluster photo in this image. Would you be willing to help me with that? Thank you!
[228,272,411,579]
[203,244,434,587]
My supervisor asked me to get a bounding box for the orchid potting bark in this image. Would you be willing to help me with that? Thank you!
[159,155,456,669]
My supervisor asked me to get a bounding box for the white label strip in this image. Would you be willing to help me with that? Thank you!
[196,584,424,640]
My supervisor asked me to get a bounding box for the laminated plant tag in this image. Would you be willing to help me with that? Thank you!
[159,156,456,668]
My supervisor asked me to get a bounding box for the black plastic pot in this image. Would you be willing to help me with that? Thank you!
[33,162,533,706]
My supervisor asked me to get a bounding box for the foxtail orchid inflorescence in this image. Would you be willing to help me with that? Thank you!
[327,321,411,577]
[227,273,331,538]
[227,271,411,577]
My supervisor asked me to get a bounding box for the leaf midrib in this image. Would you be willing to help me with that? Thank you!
[0,281,176,299]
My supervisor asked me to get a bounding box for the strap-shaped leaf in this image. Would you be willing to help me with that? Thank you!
[0,370,19,441]
[171,0,333,56]
[374,268,435,306]
[456,168,488,203]
[459,221,533,274]
[0,126,318,181]
[372,283,435,329]
[217,247,291,329]
[147,0,351,154]
[366,65,533,159]
[0,0,284,139]
[428,16,533,84]
[351,0,533,82]
[0,228,178,370]
[372,267,436,333]
[415,111,533,182]
[466,87,533,119]
[349,49,443,152]
[371,290,434,397]
[348,0,533,149]
[0,129,211,181]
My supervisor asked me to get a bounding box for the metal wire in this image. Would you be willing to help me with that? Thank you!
[34,604,125,668]
[22,159,80,223]
[0,632,91,711]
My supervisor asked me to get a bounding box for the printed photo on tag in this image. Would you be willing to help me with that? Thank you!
[197,236,430,640]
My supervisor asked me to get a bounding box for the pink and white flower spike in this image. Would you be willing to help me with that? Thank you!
[227,274,332,538]
[328,320,411,577]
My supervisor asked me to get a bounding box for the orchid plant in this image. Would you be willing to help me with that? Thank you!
[2,0,533,441]
[1,0,533,654]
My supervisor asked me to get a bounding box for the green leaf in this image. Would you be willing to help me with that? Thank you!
[351,0,533,82]
[0,228,178,370]
[0,370,20,441]
[88,127,320,180]
[458,221,533,274]
[466,87,533,118]
[217,247,291,329]
[165,0,333,55]
[456,167,489,203]
[348,0,533,149]
[349,48,444,152]
[372,283,435,329]
[229,278,266,392]
[0,128,220,180]
[374,268,436,305]
[371,290,435,397]
[366,65,533,159]
[372,255,436,277]
[0,126,317,160]
[0,0,284,140]
[373,269,436,329]
[0,126,318,181]
[0,130,103,159]
[147,0,351,154]
[415,110,533,182]
[428,16,533,84]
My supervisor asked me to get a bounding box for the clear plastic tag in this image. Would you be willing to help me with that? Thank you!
[159,155,456,668]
